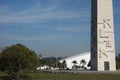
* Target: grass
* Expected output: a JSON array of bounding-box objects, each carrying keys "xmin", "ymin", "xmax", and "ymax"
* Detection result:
[
  {"xmin": 0, "ymin": 71, "xmax": 5, "ymax": 76},
  {"xmin": 0, "ymin": 71, "xmax": 120, "ymax": 80},
  {"xmin": 29, "ymin": 72, "xmax": 120, "ymax": 80}
]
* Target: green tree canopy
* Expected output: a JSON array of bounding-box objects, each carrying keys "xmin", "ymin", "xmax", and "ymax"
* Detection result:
[{"xmin": 0, "ymin": 44, "xmax": 39, "ymax": 80}]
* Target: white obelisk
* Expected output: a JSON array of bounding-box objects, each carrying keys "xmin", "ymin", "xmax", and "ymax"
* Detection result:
[{"xmin": 91, "ymin": 0, "xmax": 116, "ymax": 71}]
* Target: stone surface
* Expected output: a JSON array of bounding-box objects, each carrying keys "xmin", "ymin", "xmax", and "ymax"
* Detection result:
[{"xmin": 91, "ymin": 0, "xmax": 116, "ymax": 71}]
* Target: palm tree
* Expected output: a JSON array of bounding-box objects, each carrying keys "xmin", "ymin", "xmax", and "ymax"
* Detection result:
[
  {"xmin": 80, "ymin": 59, "xmax": 86, "ymax": 68},
  {"xmin": 62, "ymin": 60, "xmax": 67, "ymax": 69},
  {"xmin": 72, "ymin": 60, "xmax": 77, "ymax": 69},
  {"xmin": 72, "ymin": 60, "xmax": 77, "ymax": 66}
]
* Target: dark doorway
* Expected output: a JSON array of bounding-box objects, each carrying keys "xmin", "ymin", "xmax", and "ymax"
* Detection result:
[{"xmin": 104, "ymin": 61, "xmax": 109, "ymax": 71}]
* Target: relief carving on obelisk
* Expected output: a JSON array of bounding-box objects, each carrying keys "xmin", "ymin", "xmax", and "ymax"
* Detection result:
[{"xmin": 98, "ymin": 18, "xmax": 114, "ymax": 58}]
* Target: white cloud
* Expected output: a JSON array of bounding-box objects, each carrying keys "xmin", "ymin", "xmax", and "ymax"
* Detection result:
[
  {"xmin": 56, "ymin": 27, "xmax": 90, "ymax": 33},
  {"xmin": 0, "ymin": 32, "xmax": 68, "ymax": 41},
  {"xmin": 0, "ymin": 0, "xmax": 90, "ymax": 23},
  {"xmin": 0, "ymin": 11, "xmax": 89, "ymax": 23}
]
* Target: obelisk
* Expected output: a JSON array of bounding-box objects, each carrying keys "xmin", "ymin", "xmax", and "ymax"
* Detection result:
[{"xmin": 91, "ymin": 0, "xmax": 116, "ymax": 71}]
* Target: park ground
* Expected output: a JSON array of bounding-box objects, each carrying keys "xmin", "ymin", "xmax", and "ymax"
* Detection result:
[{"xmin": 0, "ymin": 71, "xmax": 120, "ymax": 80}]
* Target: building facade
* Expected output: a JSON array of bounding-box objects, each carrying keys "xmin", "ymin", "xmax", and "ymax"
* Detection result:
[{"xmin": 59, "ymin": 52, "xmax": 90, "ymax": 69}]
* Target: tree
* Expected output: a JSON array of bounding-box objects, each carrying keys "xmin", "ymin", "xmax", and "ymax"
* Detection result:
[
  {"xmin": 80, "ymin": 59, "xmax": 87, "ymax": 68},
  {"xmin": 72, "ymin": 60, "xmax": 77, "ymax": 69},
  {"xmin": 72, "ymin": 60, "xmax": 77, "ymax": 66},
  {"xmin": 0, "ymin": 44, "xmax": 39, "ymax": 80},
  {"xmin": 116, "ymin": 61, "xmax": 120, "ymax": 70},
  {"xmin": 62, "ymin": 60, "xmax": 67, "ymax": 69}
]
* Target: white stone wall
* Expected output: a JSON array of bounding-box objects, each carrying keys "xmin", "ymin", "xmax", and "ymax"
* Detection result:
[{"xmin": 91, "ymin": 0, "xmax": 116, "ymax": 71}]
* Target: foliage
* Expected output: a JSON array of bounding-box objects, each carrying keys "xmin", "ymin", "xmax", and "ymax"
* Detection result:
[
  {"xmin": 72, "ymin": 60, "xmax": 77, "ymax": 69},
  {"xmin": 116, "ymin": 61, "xmax": 120, "ymax": 70},
  {"xmin": 38, "ymin": 57, "xmax": 63, "ymax": 69},
  {"xmin": 80, "ymin": 59, "xmax": 87, "ymax": 68},
  {"xmin": 116, "ymin": 54, "xmax": 120, "ymax": 70},
  {"xmin": 72, "ymin": 60, "xmax": 77, "ymax": 66},
  {"xmin": 0, "ymin": 44, "xmax": 39, "ymax": 80},
  {"xmin": 61, "ymin": 60, "xmax": 67, "ymax": 69}
]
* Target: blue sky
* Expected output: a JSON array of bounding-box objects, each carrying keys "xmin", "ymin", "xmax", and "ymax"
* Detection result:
[{"xmin": 0, "ymin": 0, "xmax": 120, "ymax": 57}]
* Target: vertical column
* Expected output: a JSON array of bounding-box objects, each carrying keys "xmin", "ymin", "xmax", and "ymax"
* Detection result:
[{"xmin": 91, "ymin": 0, "xmax": 116, "ymax": 71}]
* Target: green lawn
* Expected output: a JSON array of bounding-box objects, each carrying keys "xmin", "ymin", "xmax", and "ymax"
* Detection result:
[
  {"xmin": 29, "ymin": 72, "xmax": 120, "ymax": 80},
  {"xmin": 0, "ymin": 71, "xmax": 120, "ymax": 80},
  {"xmin": 0, "ymin": 71, "xmax": 5, "ymax": 76}
]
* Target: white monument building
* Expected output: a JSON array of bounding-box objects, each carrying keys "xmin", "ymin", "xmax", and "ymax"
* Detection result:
[
  {"xmin": 59, "ymin": 52, "xmax": 90, "ymax": 69},
  {"xmin": 91, "ymin": 0, "xmax": 116, "ymax": 71}
]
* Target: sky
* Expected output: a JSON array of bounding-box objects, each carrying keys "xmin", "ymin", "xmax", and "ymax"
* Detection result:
[{"xmin": 0, "ymin": 0, "xmax": 120, "ymax": 57}]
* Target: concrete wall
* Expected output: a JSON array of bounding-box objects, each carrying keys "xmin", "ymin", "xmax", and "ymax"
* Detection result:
[{"xmin": 91, "ymin": 0, "xmax": 116, "ymax": 71}]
